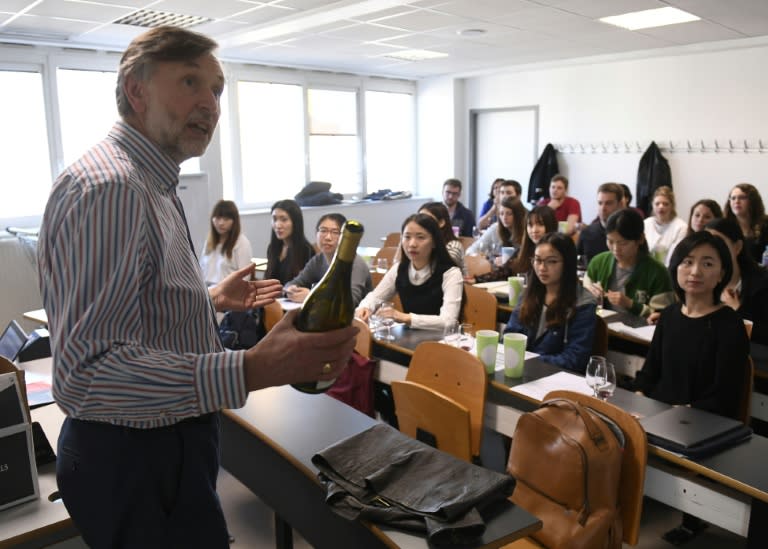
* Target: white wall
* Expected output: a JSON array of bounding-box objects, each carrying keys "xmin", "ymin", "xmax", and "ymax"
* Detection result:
[{"xmin": 419, "ymin": 44, "xmax": 768, "ymax": 223}]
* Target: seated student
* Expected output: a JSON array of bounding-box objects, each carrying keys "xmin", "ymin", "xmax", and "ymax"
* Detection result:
[
  {"xmin": 467, "ymin": 206, "xmax": 557, "ymax": 284},
  {"xmin": 265, "ymin": 199, "xmax": 315, "ymax": 284},
  {"xmin": 466, "ymin": 197, "xmax": 527, "ymax": 262},
  {"xmin": 356, "ymin": 213, "xmax": 462, "ymax": 330},
  {"xmin": 584, "ymin": 208, "xmax": 674, "ymax": 318},
  {"xmin": 477, "ymin": 178, "xmax": 504, "ymax": 230},
  {"xmin": 419, "ymin": 201, "xmax": 466, "ymax": 275},
  {"xmin": 687, "ymin": 198, "xmax": 722, "ymax": 235},
  {"xmin": 643, "ymin": 186, "xmax": 688, "ymax": 266},
  {"xmin": 199, "ymin": 200, "xmax": 252, "ymax": 286},
  {"xmin": 634, "ymin": 231, "xmax": 750, "ymax": 420},
  {"xmin": 504, "ymin": 232, "xmax": 597, "ymax": 373},
  {"xmin": 723, "ymin": 183, "xmax": 768, "ymax": 264},
  {"xmin": 576, "ymin": 182, "xmax": 624, "ymax": 264},
  {"xmin": 705, "ymin": 218, "xmax": 768, "ymax": 344},
  {"xmin": 284, "ymin": 213, "xmax": 372, "ymax": 307},
  {"xmin": 537, "ymin": 174, "xmax": 581, "ymax": 234}
]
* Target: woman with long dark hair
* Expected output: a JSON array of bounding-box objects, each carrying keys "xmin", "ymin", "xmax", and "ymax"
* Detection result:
[
  {"xmin": 635, "ymin": 231, "xmax": 749, "ymax": 419},
  {"xmin": 356, "ymin": 213, "xmax": 462, "ymax": 330},
  {"xmin": 723, "ymin": 183, "xmax": 768, "ymax": 264},
  {"xmin": 585, "ymin": 208, "xmax": 674, "ymax": 318},
  {"xmin": 504, "ymin": 232, "xmax": 597, "ymax": 373},
  {"xmin": 466, "ymin": 197, "xmax": 526, "ymax": 260},
  {"xmin": 199, "ymin": 200, "xmax": 252, "ymax": 285},
  {"xmin": 265, "ymin": 199, "xmax": 315, "ymax": 284},
  {"xmin": 705, "ymin": 217, "xmax": 768, "ymax": 344},
  {"xmin": 687, "ymin": 198, "xmax": 722, "ymax": 235},
  {"xmin": 419, "ymin": 201, "xmax": 465, "ymax": 274}
]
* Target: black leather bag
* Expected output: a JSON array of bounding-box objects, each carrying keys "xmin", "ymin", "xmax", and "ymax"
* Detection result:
[{"xmin": 218, "ymin": 309, "xmax": 264, "ymax": 350}]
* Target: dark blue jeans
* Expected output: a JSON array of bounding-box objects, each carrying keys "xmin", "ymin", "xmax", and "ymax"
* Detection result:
[{"xmin": 57, "ymin": 413, "xmax": 228, "ymax": 549}]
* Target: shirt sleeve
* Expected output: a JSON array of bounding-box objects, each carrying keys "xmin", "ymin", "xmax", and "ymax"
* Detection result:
[
  {"xmin": 409, "ymin": 267, "xmax": 463, "ymax": 330},
  {"xmin": 357, "ymin": 263, "xmax": 398, "ymax": 312}
]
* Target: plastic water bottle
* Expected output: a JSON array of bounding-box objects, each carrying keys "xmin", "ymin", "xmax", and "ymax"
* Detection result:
[{"xmin": 762, "ymin": 245, "xmax": 768, "ymax": 268}]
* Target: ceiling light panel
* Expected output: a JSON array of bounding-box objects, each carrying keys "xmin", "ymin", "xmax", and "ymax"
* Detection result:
[
  {"xmin": 600, "ymin": 7, "xmax": 700, "ymax": 31},
  {"xmin": 113, "ymin": 9, "xmax": 211, "ymax": 28}
]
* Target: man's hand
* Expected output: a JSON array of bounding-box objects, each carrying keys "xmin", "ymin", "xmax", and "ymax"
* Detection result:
[
  {"xmin": 209, "ymin": 264, "xmax": 282, "ymax": 312},
  {"xmin": 243, "ymin": 309, "xmax": 357, "ymax": 391}
]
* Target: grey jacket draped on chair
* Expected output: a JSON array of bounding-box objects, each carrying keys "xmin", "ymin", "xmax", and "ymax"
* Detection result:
[{"xmin": 311, "ymin": 423, "xmax": 515, "ymax": 545}]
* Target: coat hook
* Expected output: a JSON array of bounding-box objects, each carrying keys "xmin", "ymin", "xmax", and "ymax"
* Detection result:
[
  {"xmin": 744, "ymin": 139, "xmax": 749, "ymax": 153},
  {"xmin": 636, "ymin": 140, "xmax": 642, "ymax": 153},
  {"xmin": 760, "ymin": 139, "xmax": 765, "ymax": 153},
  {"xmin": 700, "ymin": 139, "xmax": 706, "ymax": 152},
  {"xmin": 714, "ymin": 139, "xmax": 721, "ymax": 152},
  {"xmin": 668, "ymin": 140, "xmax": 675, "ymax": 152},
  {"xmin": 728, "ymin": 139, "xmax": 735, "ymax": 153},
  {"xmin": 612, "ymin": 142, "xmax": 619, "ymax": 153},
  {"xmin": 686, "ymin": 139, "xmax": 693, "ymax": 153}
]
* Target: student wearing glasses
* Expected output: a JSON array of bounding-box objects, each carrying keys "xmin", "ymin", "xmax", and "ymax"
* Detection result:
[
  {"xmin": 584, "ymin": 208, "xmax": 674, "ymax": 318},
  {"xmin": 284, "ymin": 213, "xmax": 372, "ymax": 307},
  {"xmin": 504, "ymin": 232, "xmax": 597, "ymax": 373}
]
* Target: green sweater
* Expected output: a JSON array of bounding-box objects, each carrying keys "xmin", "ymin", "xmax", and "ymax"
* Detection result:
[{"xmin": 584, "ymin": 251, "xmax": 674, "ymax": 317}]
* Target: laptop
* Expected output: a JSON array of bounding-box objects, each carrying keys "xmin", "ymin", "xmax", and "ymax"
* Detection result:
[
  {"xmin": 639, "ymin": 406, "xmax": 744, "ymax": 449},
  {"xmin": 0, "ymin": 320, "xmax": 27, "ymax": 362}
]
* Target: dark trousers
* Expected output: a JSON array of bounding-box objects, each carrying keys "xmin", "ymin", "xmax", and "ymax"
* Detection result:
[{"xmin": 57, "ymin": 413, "xmax": 228, "ymax": 549}]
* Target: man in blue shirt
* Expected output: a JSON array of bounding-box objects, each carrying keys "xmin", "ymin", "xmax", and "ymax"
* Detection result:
[{"xmin": 442, "ymin": 178, "xmax": 475, "ymax": 237}]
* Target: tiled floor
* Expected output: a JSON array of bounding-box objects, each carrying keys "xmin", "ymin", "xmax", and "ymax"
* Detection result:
[{"xmin": 49, "ymin": 467, "xmax": 746, "ymax": 548}]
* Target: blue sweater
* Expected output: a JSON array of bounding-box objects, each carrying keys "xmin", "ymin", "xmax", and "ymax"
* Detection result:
[{"xmin": 504, "ymin": 286, "xmax": 597, "ymax": 373}]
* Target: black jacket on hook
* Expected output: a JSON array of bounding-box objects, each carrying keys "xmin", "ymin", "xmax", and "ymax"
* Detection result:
[
  {"xmin": 527, "ymin": 143, "xmax": 559, "ymax": 205},
  {"xmin": 636, "ymin": 141, "xmax": 671, "ymax": 216}
]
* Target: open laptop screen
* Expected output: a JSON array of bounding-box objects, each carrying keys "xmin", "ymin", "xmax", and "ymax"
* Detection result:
[{"xmin": 0, "ymin": 320, "xmax": 27, "ymax": 362}]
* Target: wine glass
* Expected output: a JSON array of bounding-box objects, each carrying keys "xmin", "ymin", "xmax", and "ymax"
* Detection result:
[
  {"xmin": 376, "ymin": 257, "xmax": 389, "ymax": 273},
  {"xmin": 585, "ymin": 355, "xmax": 607, "ymax": 397},
  {"xmin": 377, "ymin": 301, "xmax": 396, "ymax": 341},
  {"xmin": 443, "ymin": 320, "xmax": 460, "ymax": 347},
  {"xmin": 596, "ymin": 362, "xmax": 616, "ymax": 401},
  {"xmin": 458, "ymin": 323, "xmax": 474, "ymax": 351}
]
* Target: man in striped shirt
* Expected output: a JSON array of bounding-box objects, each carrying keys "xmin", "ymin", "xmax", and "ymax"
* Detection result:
[{"xmin": 37, "ymin": 26, "xmax": 356, "ymax": 548}]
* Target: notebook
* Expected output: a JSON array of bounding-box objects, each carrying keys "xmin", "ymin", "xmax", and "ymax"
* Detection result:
[
  {"xmin": 639, "ymin": 406, "xmax": 744, "ymax": 449},
  {"xmin": 0, "ymin": 320, "xmax": 27, "ymax": 362}
]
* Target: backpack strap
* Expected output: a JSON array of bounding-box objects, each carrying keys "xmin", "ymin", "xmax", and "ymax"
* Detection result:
[{"xmin": 540, "ymin": 398, "xmax": 609, "ymax": 451}]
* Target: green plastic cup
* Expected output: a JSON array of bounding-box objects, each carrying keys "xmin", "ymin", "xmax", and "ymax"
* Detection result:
[
  {"xmin": 503, "ymin": 333, "xmax": 527, "ymax": 378},
  {"xmin": 475, "ymin": 329, "xmax": 500, "ymax": 374}
]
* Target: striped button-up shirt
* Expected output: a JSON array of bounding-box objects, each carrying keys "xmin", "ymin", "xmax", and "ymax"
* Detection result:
[{"xmin": 38, "ymin": 121, "xmax": 247, "ymax": 428}]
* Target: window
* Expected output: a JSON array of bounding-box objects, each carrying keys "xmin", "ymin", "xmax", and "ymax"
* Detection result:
[
  {"xmin": 365, "ymin": 90, "xmax": 414, "ymax": 192},
  {"xmin": 308, "ymin": 88, "xmax": 359, "ymax": 195},
  {"xmin": 0, "ymin": 69, "xmax": 52, "ymax": 223},
  {"xmin": 236, "ymin": 81, "xmax": 305, "ymax": 206}
]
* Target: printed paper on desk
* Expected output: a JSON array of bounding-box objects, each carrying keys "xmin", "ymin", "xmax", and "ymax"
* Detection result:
[
  {"xmin": 597, "ymin": 309, "xmax": 617, "ymax": 318},
  {"xmin": 607, "ymin": 322, "xmax": 656, "ymax": 342},
  {"xmin": 509, "ymin": 371, "xmax": 594, "ymax": 402},
  {"xmin": 494, "ymin": 346, "xmax": 538, "ymax": 372},
  {"xmin": 473, "ymin": 281, "xmax": 509, "ymax": 297}
]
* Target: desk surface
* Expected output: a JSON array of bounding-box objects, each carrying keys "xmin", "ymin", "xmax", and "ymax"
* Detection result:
[{"xmin": 222, "ymin": 387, "xmax": 541, "ymax": 549}]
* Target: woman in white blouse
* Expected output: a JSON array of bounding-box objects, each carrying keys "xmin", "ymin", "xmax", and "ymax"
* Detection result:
[
  {"xmin": 643, "ymin": 186, "xmax": 687, "ymax": 266},
  {"xmin": 199, "ymin": 200, "xmax": 252, "ymax": 285},
  {"xmin": 356, "ymin": 213, "xmax": 463, "ymax": 330}
]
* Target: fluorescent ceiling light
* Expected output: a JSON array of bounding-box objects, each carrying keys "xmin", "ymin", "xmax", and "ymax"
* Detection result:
[
  {"xmin": 221, "ymin": 0, "xmax": 410, "ymax": 46},
  {"xmin": 382, "ymin": 49, "xmax": 448, "ymax": 61},
  {"xmin": 600, "ymin": 7, "xmax": 700, "ymax": 31}
]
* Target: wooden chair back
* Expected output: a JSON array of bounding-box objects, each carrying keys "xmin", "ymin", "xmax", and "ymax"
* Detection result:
[
  {"xmin": 461, "ymin": 283, "xmax": 497, "ymax": 333},
  {"xmin": 382, "ymin": 232, "xmax": 400, "ymax": 247},
  {"xmin": 407, "ymin": 341, "xmax": 487, "ymax": 457},
  {"xmin": 391, "ymin": 380, "xmax": 472, "ymax": 462},
  {"xmin": 458, "ymin": 236, "xmax": 475, "ymax": 250},
  {"xmin": 352, "ymin": 317, "xmax": 371, "ymax": 359},
  {"xmin": 370, "ymin": 271, "xmax": 385, "ymax": 288},
  {"xmin": 738, "ymin": 357, "xmax": 754, "ymax": 425},
  {"xmin": 465, "ymin": 255, "xmax": 492, "ymax": 278},
  {"xmin": 263, "ymin": 300, "xmax": 283, "ymax": 332},
  {"xmin": 542, "ymin": 390, "xmax": 648, "ymax": 546},
  {"xmin": 591, "ymin": 315, "xmax": 608, "ymax": 357},
  {"xmin": 374, "ymin": 246, "xmax": 399, "ymax": 270}
]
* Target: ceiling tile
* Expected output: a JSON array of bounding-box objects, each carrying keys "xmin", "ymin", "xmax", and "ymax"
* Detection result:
[
  {"xmin": 28, "ymin": 0, "xmax": 133, "ymax": 23},
  {"xmin": 638, "ymin": 20, "xmax": 746, "ymax": 44},
  {"xmin": 369, "ymin": 8, "xmax": 464, "ymax": 32},
  {"xmin": 320, "ymin": 22, "xmax": 408, "ymax": 41},
  {"xmin": 533, "ymin": 0, "xmax": 665, "ymax": 19},
  {"xmin": 428, "ymin": 0, "xmax": 535, "ymax": 20}
]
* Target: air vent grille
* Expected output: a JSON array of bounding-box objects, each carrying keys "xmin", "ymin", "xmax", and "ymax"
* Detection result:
[{"xmin": 113, "ymin": 9, "xmax": 211, "ymax": 29}]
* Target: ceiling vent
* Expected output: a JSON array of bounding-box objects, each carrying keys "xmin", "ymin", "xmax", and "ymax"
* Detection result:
[{"xmin": 113, "ymin": 9, "xmax": 211, "ymax": 29}]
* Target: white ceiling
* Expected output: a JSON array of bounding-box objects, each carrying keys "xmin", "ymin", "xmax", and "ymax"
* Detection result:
[{"xmin": 2, "ymin": 0, "xmax": 768, "ymax": 78}]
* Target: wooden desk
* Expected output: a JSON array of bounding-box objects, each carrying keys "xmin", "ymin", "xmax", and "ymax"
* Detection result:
[
  {"xmin": 0, "ymin": 405, "xmax": 78, "ymax": 549},
  {"xmin": 372, "ymin": 330, "xmax": 768, "ymax": 545},
  {"xmin": 221, "ymin": 387, "xmax": 541, "ymax": 549}
]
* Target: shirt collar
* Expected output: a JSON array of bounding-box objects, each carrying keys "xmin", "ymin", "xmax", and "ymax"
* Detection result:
[{"xmin": 108, "ymin": 121, "xmax": 181, "ymax": 192}]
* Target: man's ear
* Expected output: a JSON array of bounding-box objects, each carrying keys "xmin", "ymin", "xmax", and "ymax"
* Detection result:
[{"xmin": 124, "ymin": 74, "xmax": 147, "ymax": 115}]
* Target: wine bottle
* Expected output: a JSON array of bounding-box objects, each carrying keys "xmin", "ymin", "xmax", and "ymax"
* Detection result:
[{"xmin": 292, "ymin": 220, "xmax": 364, "ymax": 394}]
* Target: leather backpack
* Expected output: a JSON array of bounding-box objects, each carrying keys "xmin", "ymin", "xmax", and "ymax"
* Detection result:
[{"xmin": 507, "ymin": 398, "xmax": 623, "ymax": 549}]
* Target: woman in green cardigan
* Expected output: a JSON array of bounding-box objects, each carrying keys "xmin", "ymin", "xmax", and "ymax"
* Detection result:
[{"xmin": 583, "ymin": 208, "xmax": 674, "ymax": 318}]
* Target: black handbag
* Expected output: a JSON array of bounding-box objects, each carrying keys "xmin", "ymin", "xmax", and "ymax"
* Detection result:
[{"xmin": 218, "ymin": 309, "xmax": 264, "ymax": 350}]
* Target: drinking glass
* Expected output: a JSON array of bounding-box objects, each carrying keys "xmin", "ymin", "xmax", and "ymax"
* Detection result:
[
  {"xmin": 377, "ymin": 301, "xmax": 396, "ymax": 341},
  {"xmin": 443, "ymin": 320, "xmax": 460, "ymax": 347},
  {"xmin": 585, "ymin": 355, "xmax": 607, "ymax": 397},
  {"xmin": 596, "ymin": 362, "xmax": 616, "ymax": 401},
  {"xmin": 458, "ymin": 323, "xmax": 474, "ymax": 351},
  {"xmin": 376, "ymin": 257, "xmax": 389, "ymax": 273}
]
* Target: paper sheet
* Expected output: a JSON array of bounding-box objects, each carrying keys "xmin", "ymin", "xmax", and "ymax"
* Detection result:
[
  {"xmin": 508, "ymin": 371, "xmax": 594, "ymax": 401},
  {"xmin": 607, "ymin": 322, "xmax": 656, "ymax": 342}
]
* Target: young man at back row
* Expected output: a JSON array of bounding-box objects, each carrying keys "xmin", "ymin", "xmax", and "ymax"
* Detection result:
[
  {"xmin": 37, "ymin": 26, "xmax": 356, "ymax": 548},
  {"xmin": 442, "ymin": 178, "xmax": 476, "ymax": 237},
  {"xmin": 577, "ymin": 182, "xmax": 624, "ymax": 263}
]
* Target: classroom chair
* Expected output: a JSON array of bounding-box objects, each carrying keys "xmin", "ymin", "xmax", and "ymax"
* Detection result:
[
  {"xmin": 461, "ymin": 282, "xmax": 497, "ymax": 333},
  {"xmin": 465, "ymin": 255, "xmax": 492, "ymax": 278}
]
